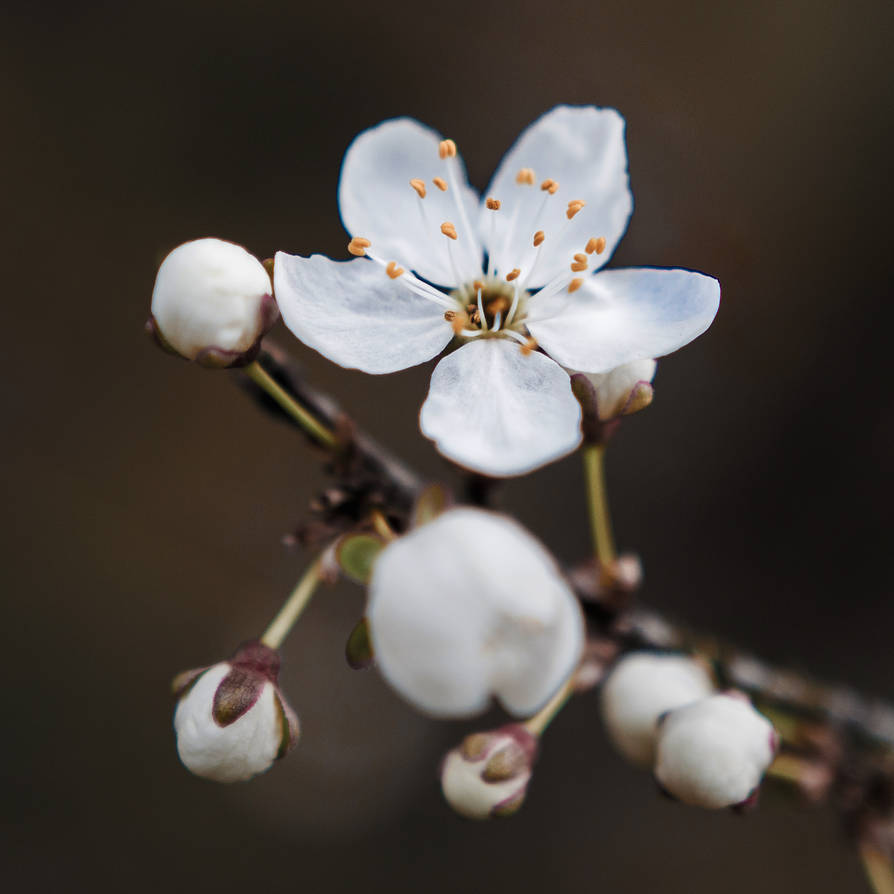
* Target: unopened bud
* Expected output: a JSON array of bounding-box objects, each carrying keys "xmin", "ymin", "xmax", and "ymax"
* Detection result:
[
  {"xmin": 654, "ymin": 693, "xmax": 778, "ymax": 809},
  {"xmin": 575, "ymin": 358, "xmax": 657, "ymax": 422},
  {"xmin": 440, "ymin": 725, "xmax": 538, "ymax": 819},
  {"xmin": 173, "ymin": 640, "xmax": 298, "ymax": 783},
  {"xmin": 600, "ymin": 651, "xmax": 715, "ymax": 766},
  {"xmin": 148, "ymin": 238, "xmax": 277, "ymax": 368}
]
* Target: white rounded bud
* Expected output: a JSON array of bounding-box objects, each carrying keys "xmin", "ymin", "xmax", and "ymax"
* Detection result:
[
  {"xmin": 580, "ymin": 358, "xmax": 657, "ymax": 421},
  {"xmin": 173, "ymin": 642, "xmax": 298, "ymax": 783},
  {"xmin": 149, "ymin": 238, "xmax": 276, "ymax": 366},
  {"xmin": 654, "ymin": 693, "xmax": 778, "ymax": 809},
  {"xmin": 600, "ymin": 651, "xmax": 715, "ymax": 766},
  {"xmin": 440, "ymin": 725, "xmax": 538, "ymax": 819}
]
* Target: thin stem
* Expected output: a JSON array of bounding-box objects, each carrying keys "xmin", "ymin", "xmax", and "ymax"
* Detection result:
[
  {"xmin": 243, "ymin": 360, "xmax": 337, "ymax": 448},
  {"xmin": 523, "ymin": 672, "xmax": 576, "ymax": 737},
  {"xmin": 860, "ymin": 844, "xmax": 894, "ymax": 894},
  {"xmin": 583, "ymin": 444, "xmax": 617, "ymax": 570},
  {"xmin": 370, "ymin": 509, "xmax": 397, "ymax": 541},
  {"xmin": 260, "ymin": 559, "xmax": 324, "ymax": 650}
]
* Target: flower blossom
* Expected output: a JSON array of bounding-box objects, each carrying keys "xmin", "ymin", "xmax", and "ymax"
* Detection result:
[
  {"xmin": 366, "ymin": 507, "xmax": 584, "ymax": 718},
  {"xmin": 274, "ymin": 106, "xmax": 720, "ymax": 476}
]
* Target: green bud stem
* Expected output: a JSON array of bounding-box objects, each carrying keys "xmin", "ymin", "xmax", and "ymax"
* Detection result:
[
  {"xmin": 260, "ymin": 558, "xmax": 324, "ymax": 650},
  {"xmin": 243, "ymin": 360, "xmax": 337, "ymax": 449},
  {"xmin": 523, "ymin": 672, "xmax": 577, "ymax": 738},
  {"xmin": 582, "ymin": 444, "xmax": 617, "ymax": 573}
]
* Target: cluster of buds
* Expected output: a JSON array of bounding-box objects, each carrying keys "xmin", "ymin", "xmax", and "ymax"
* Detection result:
[
  {"xmin": 173, "ymin": 641, "xmax": 298, "ymax": 783},
  {"xmin": 147, "ymin": 238, "xmax": 278, "ymax": 368},
  {"xmin": 600, "ymin": 651, "xmax": 778, "ymax": 809}
]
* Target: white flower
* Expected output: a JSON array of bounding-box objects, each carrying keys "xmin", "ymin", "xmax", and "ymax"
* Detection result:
[
  {"xmin": 173, "ymin": 642, "xmax": 298, "ymax": 783},
  {"xmin": 600, "ymin": 651, "xmax": 716, "ymax": 766},
  {"xmin": 440, "ymin": 725, "xmax": 538, "ymax": 820},
  {"xmin": 575, "ymin": 358, "xmax": 658, "ymax": 422},
  {"xmin": 150, "ymin": 238, "xmax": 276, "ymax": 366},
  {"xmin": 367, "ymin": 507, "xmax": 584, "ymax": 718},
  {"xmin": 274, "ymin": 106, "xmax": 720, "ymax": 476},
  {"xmin": 654, "ymin": 693, "xmax": 778, "ymax": 809}
]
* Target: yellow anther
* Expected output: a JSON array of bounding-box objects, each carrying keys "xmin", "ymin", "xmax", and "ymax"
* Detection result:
[
  {"xmin": 573, "ymin": 253, "xmax": 588, "ymax": 264},
  {"xmin": 472, "ymin": 280, "xmax": 485, "ymax": 293},
  {"xmin": 440, "ymin": 221, "xmax": 458, "ymax": 240},
  {"xmin": 485, "ymin": 197, "xmax": 501, "ymax": 210},
  {"xmin": 438, "ymin": 139, "xmax": 457, "ymax": 159},
  {"xmin": 586, "ymin": 236, "xmax": 607, "ymax": 255},
  {"xmin": 505, "ymin": 268, "xmax": 521, "ymax": 282},
  {"xmin": 347, "ymin": 237, "xmax": 371, "ymax": 257},
  {"xmin": 409, "ymin": 178, "xmax": 427, "ymax": 198},
  {"xmin": 386, "ymin": 261, "xmax": 405, "ymax": 279},
  {"xmin": 515, "ymin": 168, "xmax": 536, "ymax": 185},
  {"xmin": 540, "ymin": 178, "xmax": 559, "ymax": 194},
  {"xmin": 433, "ymin": 176, "xmax": 448, "ymax": 191},
  {"xmin": 520, "ymin": 336, "xmax": 538, "ymax": 356},
  {"xmin": 566, "ymin": 199, "xmax": 586, "ymax": 219},
  {"xmin": 570, "ymin": 260, "xmax": 588, "ymax": 272},
  {"xmin": 444, "ymin": 309, "xmax": 469, "ymax": 335},
  {"xmin": 533, "ymin": 230, "xmax": 545, "ymax": 247},
  {"xmin": 568, "ymin": 277, "xmax": 584, "ymax": 293}
]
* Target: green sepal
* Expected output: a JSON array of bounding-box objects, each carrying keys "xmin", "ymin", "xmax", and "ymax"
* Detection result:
[{"xmin": 336, "ymin": 533, "xmax": 384, "ymax": 584}]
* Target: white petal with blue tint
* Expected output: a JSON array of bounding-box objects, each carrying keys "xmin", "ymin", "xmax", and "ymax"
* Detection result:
[
  {"xmin": 274, "ymin": 253, "xmax": 454, "ymax": 374},
  {"xmin": 420, "ymin": 339, "xmax": 582, "ymax": 477},
  {"xmin": 480, "ymin": 106, "xmax": 633, "ymax": 288},
  {"xmin": 527, "ymin": 268, "xmax": 720, "ymax": 373},
  {"xmin": 338, "ymin": 118, "xmax": 482, "ymax": 286}
]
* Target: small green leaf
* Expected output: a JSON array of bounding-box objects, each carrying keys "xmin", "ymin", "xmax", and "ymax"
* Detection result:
[
  {"xmin": 336, "ymin": 534, "xmax": 384, "ymax": 583},
  {"xmin": 345, "ymin": 617, "xmax": 374, "ymax": 670}
]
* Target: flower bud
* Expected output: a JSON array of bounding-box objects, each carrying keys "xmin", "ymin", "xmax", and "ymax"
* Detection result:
[
  {"xmin": 654, "ymin": 693, "xmax": 778, "ymax": 809},
  {"xmin": 173, "ymin": 640, "xmax": 298, "ymax": 783},
  {"xmin": 440, "ymin": 725, "xmax": 538, "ymax": 819},
  {"xmin": 148, "ymin": 238, "xmax": 277, "ymax": 367},
  {"xmin": 600, "ymin": 651, "xmax": 715, "ymax": 766},
  {"xmin": 576, "ymin": 358, "xmax": 657, "ymax": 421}
]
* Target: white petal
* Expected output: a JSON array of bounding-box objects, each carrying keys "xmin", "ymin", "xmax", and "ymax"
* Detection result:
[
  {"xmin": 480, "ymin": 106, "xmax": 632, "ymax": 288},
  {"xmin": 274, "ymin": 253, "xmax": 454, "ymax": 374},
  {"xmin": 527, "ymin": 268, "xmax": 720, "ymax": 373},
  {"xmin": 367, "ymin": 508, "xmax": 584, "ymax": 718},
  {"xmin": 174, "ymin": 664, "xmax": 280, "ymax": 783},
  {"xmin": 419, "ymin": 339, "xmax": 582, "ymax": 477},
  {"xmin": 338, "ymin": 118, "xmax": 482, "ymax": 286}
]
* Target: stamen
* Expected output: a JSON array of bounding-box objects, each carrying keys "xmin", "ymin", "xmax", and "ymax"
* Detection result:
[
  {"xmin": 477, "ymin": 286, "xmax": 487, "ymax": 332},
  {"xmin": 505, "ymin": 283, "xmax": 521, "ymax": 326},
  {"xmin": 573, "ymin": 253, "xmax": 588, "ymax": 264},
  {"xmin": 521, "ymin": 336, "xmax": 538, "ymax": 356},
  {"xmin": 472, "ymin": 280, "xmax": 485, "ymax": 293},
  {"xmin": 440, "ymin": 221, "xmax": 458, "ymax": 240},
  {"xmin": 540, "ymin": 178, "xmax": 559, "ymax": 195},
  {"xmin": 568, "ymin": 278, "xmax": 584, "ymax": 293},
  {"xmin": 533, "ymin": 230, "xmax": 545, "ymax": 247},
  {"xmin": 438, "ymin": 139, "xmax": 457, "ymax": 159},
  {"xmin": 433, "ymin": 176, "xmax": 448, "ymax": 192},
  {"xmin": 515, "ymin": 168, "xmax": 536, "ymax": 185},
  {"xmin": 485, "ymin": 197, "xmax": 501, "ymax": 210},
  {"xmin": 570, "ymin": 259, "xmax": 588, "ymax": 272},
  {"xmin": 386, "ymin": 261, "xmax": 405, "ymax": 279},
  {"xmin": 585, "ymin": 236, "xmax": 607, "ymax": 255},
  {"xmin": 505, "ymin": 268, "xmax": 521, "ymax": 282},
  {"xmin": 347, "ymin": 237, "xmax": 371, "ymax": 257},
  {"xmin": 492, "ymin": 311, "xmax": 502, "ymax": 332},
  {"xmin": 409, "ymin": 179, "xmax": 427, "ymax": 199},
  {"xmin": 566, "ymin": 199, "xmax": 586, "ymax": 219},
  {"xmin": 444, "ymin": 309, "xmax": 469, "ymax": 335}
]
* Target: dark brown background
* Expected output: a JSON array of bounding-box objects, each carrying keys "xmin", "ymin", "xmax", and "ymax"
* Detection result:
[{"xmin": 3, "ymin": 0, "xmax": 893, "ymax": 891}]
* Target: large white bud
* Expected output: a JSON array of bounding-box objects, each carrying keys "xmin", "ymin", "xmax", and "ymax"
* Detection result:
[
  {"xmin": 600, "ymin": 651, "xmax": 715, "ymax": 766},
  {"xmin": 440, "ymin": 725, "xmax": 539, "ymax": 820},
  {"xmin": 574, "ymin": 358, "xmax": 657, "ymax": 421},
  {"xmin": 367, "ymin": 507, "xmax": 584, "ymax": 718},
  {"xmin": 148, "ymin": 238, "xmax": 277, "ymax": 367},
  {"xmin": 173, "ymin": 641, "xmax": 298, "ymax": 783},
  {"xmin": 654, "ymin": 693, "xmax": 778, "ymax": 809}
]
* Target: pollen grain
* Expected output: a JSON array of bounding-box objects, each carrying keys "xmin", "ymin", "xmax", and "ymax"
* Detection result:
[
  {"xmin": 409, "ymin": 178, "xmax": 427, "ymax": 198},
  {"xmin": 440, "ymin": 221, "xmax": 458, "ymax": 240},
  {"xmin": 347, "ymin": 237, "xmax": 371, "ymax": 257}
]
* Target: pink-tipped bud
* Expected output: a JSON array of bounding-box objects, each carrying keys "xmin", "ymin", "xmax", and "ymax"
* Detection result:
[
  {"xmin": 148, "ymin": 238, "xmax": 278, "ymax": 368},
  {"xmin": 654, "ymin": 693, "xmax": 778, "ymax": 809},
  {"xmin": 573, "ymin": 358, "xmax": 657, "ymax": 422},
  {"xmin": 172, "ymin": 641, "xmax": 298, "ymax": 783},
  {"xmin": 440, "ymin": 725, "xmax": 538, "ymax": 819}
]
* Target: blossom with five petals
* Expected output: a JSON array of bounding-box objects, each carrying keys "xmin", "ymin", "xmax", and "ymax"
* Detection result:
[{"xmin": 275, "ymin": 106, "xmax": 720, "ymax": 476}]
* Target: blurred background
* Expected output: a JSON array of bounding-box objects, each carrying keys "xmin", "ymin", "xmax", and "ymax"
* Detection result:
[{"xmin": 3, "ymin": 0, "xmax": 893, "ymax": 890}]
